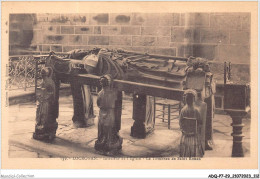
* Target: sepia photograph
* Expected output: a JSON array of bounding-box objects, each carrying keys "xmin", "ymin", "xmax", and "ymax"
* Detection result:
[{"xmin": 1, "ymin": 1, "xmax": 258, "ymax": 172}]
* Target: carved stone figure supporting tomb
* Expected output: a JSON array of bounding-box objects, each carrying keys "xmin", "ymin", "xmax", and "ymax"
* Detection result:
[
  {"xmin": 184, "ymin": 58, "xmax": 215, "ymax": 150},
  {"xmin": 33, "ymin": 67, "xmax": 60, "ymax": 142},
  {"xmin": 179, "ymin": 89, "xmax": 204, "ymax": 157},
  {"xmin": 94, "ymin": 75, "xmax": 123, "ymax": 155}
]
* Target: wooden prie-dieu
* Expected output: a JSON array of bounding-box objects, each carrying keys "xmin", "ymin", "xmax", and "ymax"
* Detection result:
[{"xmin": 32, "ymin": 48, "xmax": 216, "ymax": 152}]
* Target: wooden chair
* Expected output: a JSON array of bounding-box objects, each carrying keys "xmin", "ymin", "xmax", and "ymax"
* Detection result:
[{"xmin": 153, "ymin": 97, "xmax": 181, "ymax": 129}]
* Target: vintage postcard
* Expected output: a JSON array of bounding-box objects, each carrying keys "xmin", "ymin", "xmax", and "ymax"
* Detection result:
[{"xmin": 1, "ymin": 1, "xmax": 258, "ymax": 170}]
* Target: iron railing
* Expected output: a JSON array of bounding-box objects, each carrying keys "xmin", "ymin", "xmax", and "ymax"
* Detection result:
[{"xmin": 8, "ymin": 53, "xmax": 68, "ymax": 91}]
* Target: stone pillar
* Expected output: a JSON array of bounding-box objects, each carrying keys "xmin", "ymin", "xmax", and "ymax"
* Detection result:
[
  {"xmin": 195, "ymin": 95, "xmax": 207, "ymax": 152},
  {"xmin": 226, "ymin": 110, "xmax": 247, "ymax": 157},
  {"xmin": 131, "ymin": 94, "xmax": 154, "ymax": 138},
  {"xmin": 71, "ymin": 81, "xmax": 94, "ymax": 128},
  {"xmin": 70, "ymin": 55, "xmax": 97, "ymax": 128},
  {"xmin": 204, "ymin": 95, "xmax": 214, "ymax": 149},
  {"xmin": 82, "ymin": 85, "xmax": 95, "ymax": 126},
  {"xmin": 114, "ymin": 92, "xmax": 123, "ymax": 133}
]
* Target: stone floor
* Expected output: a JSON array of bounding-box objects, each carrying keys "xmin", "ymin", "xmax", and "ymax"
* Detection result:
[{"xmin": 8, "ymin": 94, "xmax": 251, "ymax": 158}]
